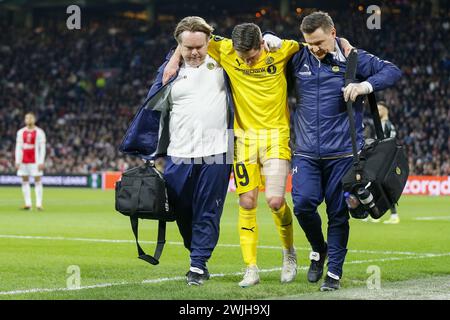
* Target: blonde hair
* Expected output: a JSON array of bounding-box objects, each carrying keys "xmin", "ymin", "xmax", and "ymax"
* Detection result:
[{"xmin": 174, "ymin": 16, "xmax": 214, "ymax": 43}]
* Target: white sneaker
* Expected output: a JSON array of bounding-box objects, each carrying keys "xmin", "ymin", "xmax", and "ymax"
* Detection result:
[
  {"xmin": 383, "ymin": 215, "xmax": 400, "ymax": 224},
  {"xmin": 239, "ymin": 265, "xmax": 260, "ymax": 288},
  {"xmin": 281, "ymin": 247, "xmax": 297, "ymax": 283}
]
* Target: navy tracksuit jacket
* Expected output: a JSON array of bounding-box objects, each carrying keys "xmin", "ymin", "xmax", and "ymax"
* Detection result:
[{"xmin": 289, "ymin": 39, "xmax": 402, "ymax": 277}]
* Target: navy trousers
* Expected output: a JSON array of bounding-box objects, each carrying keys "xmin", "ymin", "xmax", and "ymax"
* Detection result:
[
  {"xmin": 291, "ymin": 155, "xmax": 353, "ymax": 278},
  {"xmin": 163, "ymin": 153, "xmax": 231, "ymax": 271}
]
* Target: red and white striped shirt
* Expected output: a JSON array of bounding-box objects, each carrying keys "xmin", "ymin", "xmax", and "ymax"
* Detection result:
[{"xmin": 15, "ymin": 126, "xmax": 46, "ymax": 165}]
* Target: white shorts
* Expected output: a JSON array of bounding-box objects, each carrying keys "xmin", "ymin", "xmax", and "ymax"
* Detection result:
[{"xmin": 17, "ymin": 164, "xmax": 43, "ymax": 177}]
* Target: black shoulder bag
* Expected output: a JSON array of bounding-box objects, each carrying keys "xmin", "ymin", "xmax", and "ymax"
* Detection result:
[
  {"xmin": 341, "ymin": 49, "xmax": 409, "ymax": 219},
  {"xmin": 115, "ymin": 162, "xmax": 176, "ymax": 265}
]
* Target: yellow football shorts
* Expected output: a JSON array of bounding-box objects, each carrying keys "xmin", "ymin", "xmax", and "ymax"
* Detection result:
[{"xmin": 233, "ymin": 135, "xmax": 291, "ymax": 195}]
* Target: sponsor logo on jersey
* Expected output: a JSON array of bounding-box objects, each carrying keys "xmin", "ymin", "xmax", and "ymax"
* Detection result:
[
  {"xmin": 233, "ymin": 66, "xmax": 266, "ymax": 77},
  {"xmin": 233, "ymin": 65, "xmax": 278, "ymax": 77},
  {"xmin": 23, "ymin": 143, "xmax": 35, "ymax": 150}
]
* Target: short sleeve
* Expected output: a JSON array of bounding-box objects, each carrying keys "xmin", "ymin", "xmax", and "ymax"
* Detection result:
[
  {"xmin": 207, "ymin": 35, "xmax": 231, "ymax": 63},
  {"xmin": 280, "ymin": 40, "xmax": 301, "ymax": 60}
]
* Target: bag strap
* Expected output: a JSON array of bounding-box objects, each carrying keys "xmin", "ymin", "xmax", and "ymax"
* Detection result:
[
  {"xmin": 129, "ymin": 179, "xmax": 166, "ymax": 265},
  {"xmin": 367, "ymin": 93, "xmax": 385, "ymax": 140},
  {"xmin": 130, "ymin": 217, "xmax": 166, "ymax": 265},
  {"xmin": 344, "ymin": 49, "xmax": 363, "ymax": 176}
]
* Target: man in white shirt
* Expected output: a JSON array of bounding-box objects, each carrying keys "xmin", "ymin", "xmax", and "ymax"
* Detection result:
[
  {"xmin": 156, "ymin": 17, "xmax": 232, "ymax": 286},
  {"xmin": 15, "ymin": 112, "xmax": 46, "ymax": 210}
]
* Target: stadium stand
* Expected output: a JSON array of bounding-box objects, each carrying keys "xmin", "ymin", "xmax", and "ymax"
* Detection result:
[{"xmin": 0, "ymin": 0, "xmax": 448, "ymax": 175}]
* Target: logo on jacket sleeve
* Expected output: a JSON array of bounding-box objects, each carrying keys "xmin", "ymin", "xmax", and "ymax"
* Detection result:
[{"xmin": 299, "ymin": 64, "xmax": 311, "ymax": 76}]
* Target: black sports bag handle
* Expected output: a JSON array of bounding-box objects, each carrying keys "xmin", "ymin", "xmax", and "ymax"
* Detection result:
[
  {"xmin": 130, "ymin": 216, "xmax": 166, "ymax": 265},
  {"xmin": 344, "ymin": 49, "xmax": 362, "ymax": 176},
  {"xmin": 345, "ymin": 49, "xmax": 386, "ymax": 178},
  {"xmin": 367, "ymin": 93, "xmax": 385, "ymax": 140},
  {"xmin": 128, "ymin": 164, "xmax": 167, "ymax": 266}
]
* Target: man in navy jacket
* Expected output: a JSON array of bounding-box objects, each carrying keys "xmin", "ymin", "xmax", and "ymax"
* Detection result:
[{"xmin": 289, "ymin": 12, "xmax": 402, "ymax": 291}]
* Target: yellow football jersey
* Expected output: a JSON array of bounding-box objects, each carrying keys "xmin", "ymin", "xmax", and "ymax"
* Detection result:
[{"xmin": 208, "ymin": 36, "xmax": 300, "ymax": 140}]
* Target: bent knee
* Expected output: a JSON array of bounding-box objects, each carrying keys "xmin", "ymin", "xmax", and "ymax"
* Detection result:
[
  {"xmin": 293, "ymin": 196, "xmax": 318, "ymax": 215},
  {"xmin": 239, "ymin": 194, "xmax": 257, "ymax": 210},
  {"xmin": 267, "ymin": 197, "xmax": 285, "ymax": 211}
]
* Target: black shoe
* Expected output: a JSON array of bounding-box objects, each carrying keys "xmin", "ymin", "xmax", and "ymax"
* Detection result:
[
  {"xmin": 20, "ymin": 206, "xmax": 31, "ymax": 211},
  {"xmin": 307, "ymin": 243, "xmax": 328, "ymax": 283},
  {"xmin": 320, "ymin": 275, "xmax": 340, "ymax": 291},
  {"xmin": 186, "ymin": 270, "xmax": 210, "ymax": 286}
]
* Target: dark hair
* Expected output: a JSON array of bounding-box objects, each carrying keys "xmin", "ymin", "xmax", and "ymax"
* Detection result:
[
  {"xmin": 231, "ymin": 23, "xmax": 262, "ymax": 52},
  {"xmin": 300, "ymin": 11, "xmax": 335, "ymax": 34}
]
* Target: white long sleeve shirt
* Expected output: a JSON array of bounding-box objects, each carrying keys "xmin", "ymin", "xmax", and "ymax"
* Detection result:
[{"xmin": 15, "ymin": 126, "xmax": 46, "ymax": 165}]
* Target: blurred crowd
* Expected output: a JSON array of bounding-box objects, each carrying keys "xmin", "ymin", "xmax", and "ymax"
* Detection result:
[{"xmin": 0, "ymin": 1, "xmax": 448, "ymax": 175}]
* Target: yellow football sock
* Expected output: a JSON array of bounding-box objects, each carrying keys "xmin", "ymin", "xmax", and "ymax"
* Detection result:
[
  {"xmin": 238, "ymin": 206, "xmax": 258, "ymax": 266},
  {"xmin": 271, "ymin": 203, "xmax": 294, "ymax": 250}
]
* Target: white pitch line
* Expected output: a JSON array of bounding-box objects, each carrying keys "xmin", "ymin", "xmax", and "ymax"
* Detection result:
[
  {"xmin": 1, "ymin": 253, "xmax": 450, "ymax": 296},
  {"xmin": 0, "ymin": 234, "xmax": 428, "ymax": 256},
  {"xmin": 413, "ymin": 217, "xmax": 450, "ymax": 221}
]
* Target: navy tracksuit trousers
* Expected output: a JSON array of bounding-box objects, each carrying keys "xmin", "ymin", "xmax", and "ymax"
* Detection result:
[
  {"xmin": 163, "ymin": 153, "xmax": 231, "ymax": 271},
  {"xmin": 291, "ymin": 155, "xmax": 353, "ymax": 278}
]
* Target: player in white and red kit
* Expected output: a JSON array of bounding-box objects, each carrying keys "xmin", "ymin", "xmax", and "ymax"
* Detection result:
[{"xmin": 15, "ymin": 112, "xmax": 46, "ymax": 210}]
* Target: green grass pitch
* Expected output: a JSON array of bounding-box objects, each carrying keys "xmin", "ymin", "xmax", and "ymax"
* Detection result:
[{"xmin": 0, "ymin": 187, "xmax": 449, "ymax": 300}]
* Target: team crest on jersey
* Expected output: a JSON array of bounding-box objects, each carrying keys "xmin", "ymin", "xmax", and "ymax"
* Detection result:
[
  {"xmin": 332, "ymin": 66, "xmax": 340, "ymax": 72},
  {"xmin": 265, "ymin": 56, "xmax": 274, "ymax": 65},
  {"xmin": 207, "ymin": 62, "xmax": 215, "ymax": 70}
]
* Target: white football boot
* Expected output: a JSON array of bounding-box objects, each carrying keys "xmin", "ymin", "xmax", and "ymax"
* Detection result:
[
  {"xmin": 281, "ymin": 247, "xmax": 297, "ymax": 283},
  {"xmin": 239, "ymin": 265, "xmax": 260, "ymax": 288}
]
